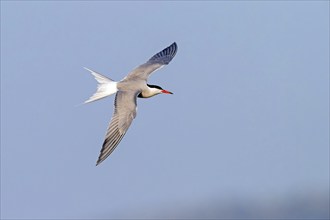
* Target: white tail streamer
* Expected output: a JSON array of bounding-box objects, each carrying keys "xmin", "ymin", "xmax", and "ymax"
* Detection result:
[{"xmin": 84, "ymin": 67, "xmax": 118, "ymax": 103}]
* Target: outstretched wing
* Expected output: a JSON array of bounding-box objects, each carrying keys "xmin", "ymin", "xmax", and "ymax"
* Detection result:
[
  {"xmin": 124, "ymin": 42, "xmax": 178, "ymax": 81},
  {"xmin": 96, "ymin": 91, "xmax": 138, "ymax": 165}
]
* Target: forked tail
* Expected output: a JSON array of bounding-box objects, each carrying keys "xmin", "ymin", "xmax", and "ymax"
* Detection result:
[{"xmin": 84, "ymin": 67, "xmax": 118, "ymax": 103}]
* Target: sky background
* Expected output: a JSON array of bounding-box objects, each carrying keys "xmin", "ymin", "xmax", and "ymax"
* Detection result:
[{"xmin": 1, "ymin": 1, "xmax": 329, "ymax": 219}]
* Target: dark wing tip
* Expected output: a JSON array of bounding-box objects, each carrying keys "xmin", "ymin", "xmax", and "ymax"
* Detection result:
[
  {"xmin": 147, "ymin": 42, "xmax": 178, "ymax": 65},
  {"xmin": 95, "ymin": 140, "xmax": 116, "ymax": 166},
  {"xmin": 95, "ymin": 130, "xmax": 126, "ymax": 166}
]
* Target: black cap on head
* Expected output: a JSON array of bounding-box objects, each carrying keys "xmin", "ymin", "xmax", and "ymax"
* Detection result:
[{"xmin": 147, "ymin": 84, "xmax": 163, "ymax": 90}]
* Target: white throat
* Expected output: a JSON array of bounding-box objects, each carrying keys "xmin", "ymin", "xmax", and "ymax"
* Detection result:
[{"xmin": 140, "ymin": 86, "xmax": 162, "ymax": 98}]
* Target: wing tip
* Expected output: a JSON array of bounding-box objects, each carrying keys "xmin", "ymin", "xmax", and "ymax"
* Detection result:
[
  {"xmin": 171, "ymin": 42, "xmax": 177, "ymax": 50},
  {"xmin": 148, "ymin": 42, "xmax": 178, "ymax": 65},
  {"xmin": 95, "ymin": 155, "xmax": 105, "ymax": 166},
  {"xmin": 168, "ymin": 42, "xmax": 178, "ymax": 56}
]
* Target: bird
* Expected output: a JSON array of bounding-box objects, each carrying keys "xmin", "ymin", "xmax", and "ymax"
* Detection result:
[{"xmin": 84, "ymin": 42, "xmax": 178, "ymax": 165}]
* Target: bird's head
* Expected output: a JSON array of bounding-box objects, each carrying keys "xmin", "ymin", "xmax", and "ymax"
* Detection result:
[{"xmin": 138, "ymin": 84, "xmax": 173, "ymax": 98}]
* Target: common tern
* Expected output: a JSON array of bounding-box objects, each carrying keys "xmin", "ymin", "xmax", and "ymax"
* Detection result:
[{"xmin": 85, "ymin": 42, "xmax": 178, "ymax": 165}]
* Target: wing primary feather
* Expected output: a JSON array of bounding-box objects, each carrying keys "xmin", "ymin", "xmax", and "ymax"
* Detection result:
[
  {"xmin": 96, "ymin": 132, "xmax": 125, "ymax": 165},
  {"xmin": 147, "ymin": 42, "xmax": 177, "ymax": 65},
  {"xmin": 95, "ymin": 91, "xmax": 138, "ymax": 166},
  {"xmin": 97, "ymin": 122, "xmax": 121, "ymax": 163},
  {"xmin": 123, "ymin": 42, "xmax": 178, "ymax": 81}
]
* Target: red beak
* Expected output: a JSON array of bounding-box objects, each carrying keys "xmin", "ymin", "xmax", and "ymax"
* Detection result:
[{"xmin": 161, "ymin": 90, "xmax": 173, "ymax": 94}]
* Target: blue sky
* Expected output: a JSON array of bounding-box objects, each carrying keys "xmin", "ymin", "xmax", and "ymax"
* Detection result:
[{"xmin": 1, "ymin": 1, "xmax": 329, "ymax": 219}]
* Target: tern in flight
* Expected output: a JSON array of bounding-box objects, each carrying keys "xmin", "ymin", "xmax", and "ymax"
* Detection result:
[{"xmin": 85, "ymin": 42, "xmax": 178, "ymax": 165}]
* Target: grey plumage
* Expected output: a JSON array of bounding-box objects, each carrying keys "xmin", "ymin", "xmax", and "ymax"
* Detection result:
[
  {"xmin": 123, "ymin": 42, "xmax": 177, "ymax": 81},
  {"xmin": 97, "ymin": 91, "xmax": 138, "ymax": 165},
  {"xmin": 85, "ymin": 42, "xmax": 178, "ymax": 165}
]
